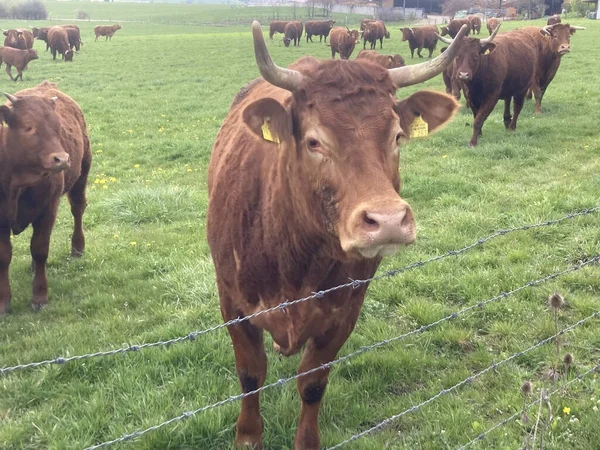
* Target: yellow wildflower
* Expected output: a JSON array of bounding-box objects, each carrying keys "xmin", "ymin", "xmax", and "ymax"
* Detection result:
[
  {"xmin": 130, "ymin": 242, "xmax": 137, "ymax": 246},
  {"xmin": 134, "ymin": 164, "xmax": 140, "ymax": 168},
  {"xmin": 563, "ymin": 407, "xmax": 571, "ymax": 415}
]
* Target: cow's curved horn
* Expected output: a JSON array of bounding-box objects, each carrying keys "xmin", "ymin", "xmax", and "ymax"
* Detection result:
[
  {"xmin": 436, "ymin": 33, "xmax": 453, "ymax": 44},
  {"xmin": 480, "ymin": 23, "xmax": 501, "ymax": 45},
  {"xmin": 4, "ymin": 93, "xmax": 18, "ymax": 103},
  {"xmin": 252, "ymin": 21, "xmax": 303, "ymax": 92},
  {"xmin": 570, "ymin": 25, "xmax": 586, "ymax": 30},
  {"xmin": 389, "ymin": 24, "xmax": 469, "ymax": 88},
  {"xmin": 541, "ymin": 24, "xmax": 555, "ymax": 35}
]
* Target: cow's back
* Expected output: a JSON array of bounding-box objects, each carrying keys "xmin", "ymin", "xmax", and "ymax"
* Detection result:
[{"xmin": 491, "ymin": 34, "xmax": 536, "ymax": 99}]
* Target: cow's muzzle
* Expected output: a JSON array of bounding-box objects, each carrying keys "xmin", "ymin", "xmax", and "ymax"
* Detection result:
[
  {"xmin": 43, "ymin": 152, "xmax": 71, "ymax": 172},
  {"xmin": 458, "ymin": 71, "xmax": 471, "ymax": 81},
  {"xmin": 341, "ymin": 200, "xmax": 416, "ymax": 259}
]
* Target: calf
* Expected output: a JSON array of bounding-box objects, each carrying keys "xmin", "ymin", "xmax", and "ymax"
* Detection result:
[
  {"xmin": 517, "ymin": 24, "xmax": 584, "ymax": 114},
  {"xmin": 441, "ymin": 19, "xmax": 471, "ymax": 38},
  {"xmin": 94, "ymin": 24, "xmax": 122, "ymax": 41},
  {"xmin": 208, "ymin": 20, "xmax": 467, "ymax": 450},
  {"xmin": 0, "ymin": 47, "xmax": 39, "ymax": 81},
  {"xmin": 439, "ymin": 25, "xmax": 537, "ymax": 147},
  {"xmin": 0, "ymin": 81, "xmax": 91, "ymax": 314},
  {"xmin": 3, "ymin": 29, "xmax": 34, "ymax": 50},
  {"xmin": 329, "ymin": 27, "xmax": 360, "ymax": 59},
  {"xmin": 305, "ymin": 20, "xmax": 335, "ymax": 43},
  {"xmin": 400, "ymin": 25, "xmax": 438, "ymax": 58},
  {"xmin": 356, "ymin": 49, "xmax": 405, "ymax": 68}
]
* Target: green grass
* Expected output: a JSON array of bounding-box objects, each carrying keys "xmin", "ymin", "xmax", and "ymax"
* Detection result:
[{"xmin": 1, "ymin": 5, "xmax": 600, "ymax": 450}]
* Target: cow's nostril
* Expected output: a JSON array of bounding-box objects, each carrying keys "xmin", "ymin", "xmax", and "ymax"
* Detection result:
[
  {"xmin": 54, "ymin": 156, "xmax": 61, "ymax": 163},
  {"xmin": 362, "ymin": 212, "xmax": 380, "ymax": 230}
]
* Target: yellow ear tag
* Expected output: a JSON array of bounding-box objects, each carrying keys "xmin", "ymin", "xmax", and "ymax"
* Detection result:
[
  {"xmin": 261, "ymin": 118, "xmax": 280, "ymax": 144},
  {"xmin": 484, "ymin": 48, "xmax": 491, "ymax": 55},
  {"xmin": 409, "ymin": 114, "xmax": 428, "ymax": 138}
]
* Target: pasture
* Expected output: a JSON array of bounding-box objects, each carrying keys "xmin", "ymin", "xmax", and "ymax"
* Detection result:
[{"xmin": 1, "ymin": 4, "xmax": 600, "ymax": 449}]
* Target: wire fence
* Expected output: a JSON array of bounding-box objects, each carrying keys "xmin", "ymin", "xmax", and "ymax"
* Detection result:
[
  {"xmin": 456, "ymin": 363, "xmax": 600, "ymax": 449},
  {"xmin": 2, "ymin": 205, "xmax": 598, "ymax": 376},
  {"xmin": 83, "ymin": 256, "xmax": 599, "ymax": 449}
]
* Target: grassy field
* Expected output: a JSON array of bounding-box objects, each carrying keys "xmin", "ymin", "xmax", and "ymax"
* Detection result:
[{"xmin": 1, "ymin": 3, "xmax": 600, "ymax": 449}]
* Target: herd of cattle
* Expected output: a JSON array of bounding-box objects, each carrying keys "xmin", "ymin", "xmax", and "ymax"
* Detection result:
[
  {"xmin": 0, "ymin": 14, "xmax": 588, "ymax": 450},
  {"xmin": 0, "ymin": 24, "xmax": 122, "ymax": 81},
  {"xmin": 269, "ymin": 15, "xmax": 584, "ymax": 147}
]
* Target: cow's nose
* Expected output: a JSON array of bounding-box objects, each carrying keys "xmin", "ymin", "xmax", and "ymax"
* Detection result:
[
  {"xmin": 49, "ymin": 153, "xmax": 70, "ymax": 171},
  {"xmin": 361, "ymin": 206, "xmax": 415, "ymax": 245},
  {"xmin": 559, "ymin": 44, "xmax": 570, "ymax": 54},
  {"xmin": 458, "ymin": 71, "xmax": 470, "ymax": 80}
]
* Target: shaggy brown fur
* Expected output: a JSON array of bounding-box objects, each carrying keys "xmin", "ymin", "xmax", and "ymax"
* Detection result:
[
  {"xmin": 329, "ymin": 27, "xmax": 360, "ymax": 59},
  {"xmin": 487, "ymin": 18, "xmax": 500, "ymax": 35},
  {"xmin": 0, "ymin": 81, "xmax": 91, "ymax": 314}
]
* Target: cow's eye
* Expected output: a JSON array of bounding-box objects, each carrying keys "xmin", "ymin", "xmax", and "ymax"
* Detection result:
[
  {"xmin": 307, "ymin": 138, "xmax": 320, "ymax": 151},
  {"xmin": 23, "ymin": 126, "xmax": 34, "ymax": 134}
]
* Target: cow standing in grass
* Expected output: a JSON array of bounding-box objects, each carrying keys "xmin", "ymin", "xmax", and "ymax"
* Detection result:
[
  {"xmin": 516, "ymin": 24, "xmax": 585, "ymax": 114},
  {"xmin": 269, "ymin": 21, "xmax": 289, "ymax": 39},
  {"xmin": 400, "ymin": 25, "xmax": 438, "ymax": 58},
  {"xmin": 0, "ymin": 47, "xmax": 39, "ymax": 81},
  {"xmin": 48, "ymin": 27, "xmax": 73, "ymax": 61},
  {"xmin": 486, "ymin": 17, "xmax": 500, "ymax": 35},
  {"xmin": 0, "ymin": 81, "xmax": 91, "ymax": 315},
  {"xmin": 467, "ymin": 15, "xmax": 482, "ymax": 34},
  {"xmin": 441, "ymin": 19, "xmax": 471, "ymax": 38},
  {"xmin": 94, "ymin": 24, "xmax": 122, "ymax": 41},
  {"xmin": 207, "ymin": 21, "xmax": 468, "ymax": 450},
  {"xmin": 304, "ymin": 20, "xmax": 335, "ymax": 43},
  {"xmin": 283, "ymin": 22, "xmax": 301, "ymax": 47},
  {"xmin": 439, "ymin": 25, "xmax": 537, "ymax": 147},
  {"xmin": 32, "ymin": 27, "xmax": 50, "ymax": 51},
  {"xmin": 329, "ymin": 27, "xmax": 360, "ymax": 59},
  {"xmin": 3, "ymin": 29, "xmax": 34, "ymax": 50}
]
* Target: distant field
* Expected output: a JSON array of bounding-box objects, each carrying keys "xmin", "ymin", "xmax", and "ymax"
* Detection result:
[{"xmin": 1, "ymin": 7, "xmax": 599, "ymax": 450}]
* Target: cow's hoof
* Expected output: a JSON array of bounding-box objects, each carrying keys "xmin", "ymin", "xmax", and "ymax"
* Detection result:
[
  {"xmin": 31, "ymin": 299, "xmax": 48, "ymax": 311},
  {"xmin": 71, "ymin": 248, "xmax": 84, "ymax": 258}
]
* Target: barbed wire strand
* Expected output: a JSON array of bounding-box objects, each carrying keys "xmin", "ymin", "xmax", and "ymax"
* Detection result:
[
  {"xmin": 457, "ymin": 363, "xmax": 600, "ymax": 450},
  {"xmin": 83, "ymin": 258, "xmax": 599, "ymax": 449},
  {"xmin": 2, "ymin": 206, "xmax": 599, "ymax": 376},
  {"xmin": 325, "ymin": 311, "xmax": 600, "ymax": 449}
]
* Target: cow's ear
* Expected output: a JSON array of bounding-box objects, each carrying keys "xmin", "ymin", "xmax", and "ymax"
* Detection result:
[
  {"xmin": 2, "ymin": 31, "xmax": 7, "ymax": 36},
  {"xmin": 0, "ymin": 105, "xmax": 14, "ymax": 127},
  {"xmin": 243, "ymin": 98, "xmax": 293, "ymax": 145},
  {"xmin": 396, "ymin": 91, "xmax": 459, "ymax": 137},
  {"xmin": 480, "ymin": 43, "xmax": 496, "ymax": 54}
]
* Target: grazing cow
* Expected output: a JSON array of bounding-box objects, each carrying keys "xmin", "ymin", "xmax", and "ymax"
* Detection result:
[
  {"xmin": 467, "ymin": 15, "xmax": 482, "ymax": 34},
  {"xmin": 63, "ymin": 26, "xmax": 82, "ymax": 51},
  {"xmin": 208, "ymin": 21, "xmax": 467, "ymax": 450},
  {"xmin": 356, "ymin": 49, "xmax": 405, "ymax": 68},
  {"xmin": 439, "ymin": 25, "xmax": 537, "ymax": 147},
  {"xmin": 305, "ymin": 20, "xmax": 336, "ymax": 43},
  {"xmin": 269, "ymin": 21, "xmax": 289, "ymax": 39},
  {"xmin": 48, "ymin": 26, "xmax": 72, "ymax": 61},
  {"xmin": 517, "ymin": 24, "xmax": 585, "ymax": 114},
  {"xmin": 0, "ymin": 81, "xmax": 91, "ymax": 314},
  {"xmin": 283, "ymin": 22, "xmax": 301, "ymax": 47},
  {"xmin": 400, "ymin": 25, "xmax": 438, "ymax": 58},
  {"xmin": 0, "ymin": 47, "xmax": 39, "ymax": 81},
  {"xmin": 3, "ymin": 29, "xmax": 34, "ymax": 50},
  {"xmin": 329, "ymin": 27, "xmax": 360, "ymax": 59},
  {"xmin": 441, "ymin": 19, "xmax": 471, "ymax": 38},
  {"xmin": 362, "ymin": 21, "xmax": 387, "ymax": 50},
  {"xmin": 547, "ymin": 14, "xmax": 562, "ymax": 25},
  {"xmin": 487, "ymin": 17, "xmax": 500, "ymax": 35},
  {"xmin": 94, "ymin": 24, "xmax": 122, "ymax": 41}
]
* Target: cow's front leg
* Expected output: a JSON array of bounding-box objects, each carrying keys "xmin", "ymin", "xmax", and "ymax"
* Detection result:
[
  {"xmin": 294, "ymin": 311, "xmax": 362, "ymax": 449},
  {"xmin": 30, "ymin": 202, "xmax": 59, "ymax": 310},
  {"xmin": 222, "ymin": 300, "xmax": 268, "ymax": 449},
  {"xmin": 0, "ymin": 228, "xmax": 12, "ymax": 315}
]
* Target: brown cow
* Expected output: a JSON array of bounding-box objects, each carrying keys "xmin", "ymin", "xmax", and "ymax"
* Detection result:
[
  {"xmin": 3, "ymin": 29, "xmax": 34, "ymax": 50},
  {"xmin": 208, "ymin": 20, "xmax": 467, "ymax": 450},
  {"xmin": 48, "ymin": 26, "xmax": 72, "ymax": 61},
  {"xmin": 283, "ymin": 22, "xmax": 301, "ymax": 47},
  {"xmin": 94, "ymin": 24, "xmax": 122, "ymax": 41},
  {"xmin": 360, "ymin": 18, "xmax": 377, "ymax": 31},
  {"xmin": 269, "ymin": 21, "xmax": 289, "ymax": 39},
  {"xmin": 0, "ymin": 81, "xmax": 91, "ymax": 314},
  {"xmin": 0, "ymin": 47, "xmax": 39, "ymax": 81},
  {"xmin": 517, "ymin": 24, "xmax": 585, "ymax": 114},
  {"xmin": 305, "ymin": 20, "xmax": 335, "ymax": 43},
  {"xmin": 439, "ymin": 25, "xmax": 537, "ymax": 147},
  {"xmin": 356, "ymin": 49, "xmax": 405, "ymax": 68},
  {"xmin": 329, "ymin": 27, "xmax": 360, "ymax": 59},
  {"xmin": 467, "ymin": 15, "xmax": 482, "ymax": 34},
  {"xmin": 400, "ymin": 25, "xmax": 438, "ymax": 58},
  {"xmin": 547, "ymin": 14, "xmax": 562, "ymax": 25},
  {"xmin": 362, "ymin": 21, "xmax": 387, "ymax": 50},
  {"xmin": 32, "ymin": 27, "xmax": 50, "ymax": 51},
  {"xmin": 62, "ymin": 26, "xmax": 82, "ymax": 51},
  {"xmin": 441, "ymin": 19, "xmax": 471, "ymax": 38},
  {"xmin": 487, "ymin": 17, "xmax": 500, "ymax": 35}
]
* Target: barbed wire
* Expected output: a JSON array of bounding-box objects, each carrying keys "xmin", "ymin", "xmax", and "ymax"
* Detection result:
[
  {"xmin": 2, "ymin": 206, "xmax": 599, "ymax": 376},
  {"xmin": 83, "ymin": 257, "xmax": 599, "ymax": 449},
  {"xmin": 325, "ymin": 311, "xmax": 600, "ymax": 449},
  {"xmin": 457, "ymin": 363, "xmax": 600, "ymax": 450}
]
